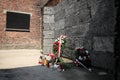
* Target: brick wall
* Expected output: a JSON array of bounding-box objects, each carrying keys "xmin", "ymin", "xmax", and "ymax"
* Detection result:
[
  {"xmin": 45, "ymin": 0, "xmax": 64, "ymax": 6},
  {"xmin": 0, "ymin": 0, "xmax": 47, "ymax": 49}
]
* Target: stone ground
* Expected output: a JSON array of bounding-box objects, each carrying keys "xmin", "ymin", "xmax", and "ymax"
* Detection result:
[{"xmin": 0, "ymin": 49, "xmax": 114, "ymax": 80}]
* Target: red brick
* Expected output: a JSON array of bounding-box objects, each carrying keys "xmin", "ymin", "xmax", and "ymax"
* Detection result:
[{"xmin": 0, "ymin": 0, "xmax": 47, "ymax": 49}]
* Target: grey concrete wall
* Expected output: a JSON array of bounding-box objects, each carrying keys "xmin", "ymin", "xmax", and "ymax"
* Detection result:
[
  {"xmin": 43, "ymin": 7, "xmax": 55, "ymax": 53},
  {"xmin": 43, "ymin": 0, "xmax": 116, "ymax": 71},
  {"xmin": 52, "ymin": 0, "xmax": 91, "ymax": 59},
  {"xmin": 84, "ymin": 0, "xmax": 116, "ymax": 70}
]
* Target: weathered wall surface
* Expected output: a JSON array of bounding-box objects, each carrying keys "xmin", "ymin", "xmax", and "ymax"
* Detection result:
[
  {"xmin": 0, "ymin": 0, "xmax": 47, "ymax": 49},
  {"xmin": 43, "ymin": 7, "xmax": 55, "ymax": 53},
  {"xmin": 43, "ymin": 0, "xmax": 116, "ymax": 70},
  {"xmin": 84, "ymin": 0, "xmax": 116, "ymax": 70}
]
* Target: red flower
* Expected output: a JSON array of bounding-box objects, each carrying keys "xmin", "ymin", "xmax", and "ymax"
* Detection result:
[{"xmin": 47, "ymin": 53, "xmax": 55, "ymax": 59}]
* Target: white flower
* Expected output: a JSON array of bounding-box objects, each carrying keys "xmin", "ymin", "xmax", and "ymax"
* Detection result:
[
  {"xmin": 83, "ymin": 56, "xmax": 86, "ymax": 60},
  {"xmin": 79, "ymin": 56, "xmax": 83, "ymax": 60},
  {"xmin": 85, "ymin": 50, "xmax": 89, "ymax": 54}
]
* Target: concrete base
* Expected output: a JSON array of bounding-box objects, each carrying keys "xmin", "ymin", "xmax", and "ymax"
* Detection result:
[{"xmin": 0, "ymin": 49, "xmax": 40, "ymax": 69}]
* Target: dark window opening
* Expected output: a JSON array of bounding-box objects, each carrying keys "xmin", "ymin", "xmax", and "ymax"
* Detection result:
[{"xmin": 6, "ymin": 11, "xmax": 30, "ymax": 32}]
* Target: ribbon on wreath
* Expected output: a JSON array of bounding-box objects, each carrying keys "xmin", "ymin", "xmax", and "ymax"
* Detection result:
[{"xmin": 54, "ymin": 35, "xmax": 67, "ymax": 58}]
